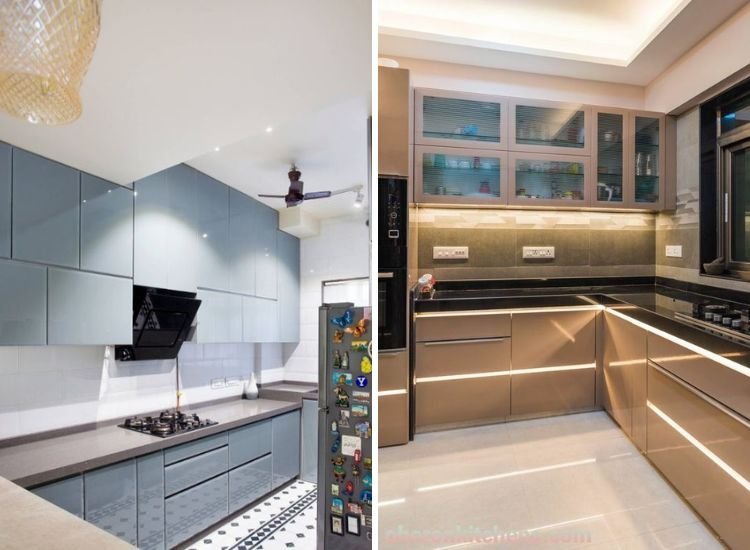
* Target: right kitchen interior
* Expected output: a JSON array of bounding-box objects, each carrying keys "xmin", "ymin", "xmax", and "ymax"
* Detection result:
[{"xmin": 377, "ymin": 1, "xmax": 750, "ymax": 549}]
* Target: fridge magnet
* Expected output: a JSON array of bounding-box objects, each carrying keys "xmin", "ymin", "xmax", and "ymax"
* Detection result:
[
  {"xmin": 331, "ymin": 432, "xmax": 341, "ymax": 453},
  {"xmin": 364, "ymin": 457, "xmax": 372, "ymax": 470},
  {"xmin": 364, "ymin": 515, "xmax": 373, "ymax": 529},
  {"xmin": 359, "ymin": 490, "xmax": 372, "ymax": 506},
  {"xmin": 346, "ymin": 514, "xmax": 361, "ymax": 536},
  {"xmin": 347, "ymin": 502, "xmax": 363, "ymax": 515},
  {"xmin": 331, "ymin": 497, "xmax": 344, "ymax": 515},
  {"xmin": 338, "ymin": 409, "xmax": 350, "ymax": 428},
  {"xmin": 331, "ymin": 484, "xmax": 339, "ymax": 496},
  {"xmin": 351, "ymin": 340, "xmax": 368, "ymax": 352},
  {"xmin": 345, "ymin": 318, "xmax": 368, "ymax": 337},
  {"xmin": 352, "ymin": 463, "xmax": 361, "ymax": 477},
  {"xmin": 331, "ymin": 515, "xmax": 344, "ymax": 536},
  {"xmin": 355, "ymin": 375, "xmax": 368, "ymax": 388},
  {"xmin": 331, "ymin": 420, "xmax": 338, "ymax": 433},
  {"xmin": 333, "ymin": 372, "xmax": 352, "ymax": 386},
  {"xmin": 341, "ymin": 351, "xmax": 350, "ymax": 369},
  {"xmin": 362, "ymin": 471, "xmax": 372, "ymax": 488},
  {"xmin": 332, "ymin": 456, "xmax": 346, "ymax": 482},
  {"xmin": 333, "ymin": 330, "xmax": 344, "ymax": 343},
  {"xmin": 331, "ymin": 309, "xmax": 353, "ymax": 328},
  {"xmin": 368, "ymin": 340, "xmax": 372, "ymax": 357},
  {"xmin": 360, "ymin": 356, "xmax": 372, "ymax": 373},
  {"xmin": 333, "ymin": 350, "xmax": 342, "ymax": 368},
  {"xmin": 343, "ymin": 480, "xmax": 355, "ymax": 497},
  {"xmin": 355, "ymin": 421, "xmax": 371, "ymax": 439},
  {"xmin": 352, "ymin": 390, "xmax": 369, "ymax": 401},
  {"xmin": 334, "ymin": 387, "xmax": 350, "ymax": 408},
  {"xmin": 352, "ymin": 404, "xmax": 369, "ymax": 417},
  {"xmin": 341, "ymin": 434, "xmax": 362, "ymax": 456},
  {"xmin": 354, "ymin": 449, "xmax": 362, "ymax": 464}
]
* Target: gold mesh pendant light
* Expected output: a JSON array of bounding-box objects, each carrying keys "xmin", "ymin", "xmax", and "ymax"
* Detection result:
[{"xmin": 0, "ymin": 0, "xmax": 102, "ymax": 125}]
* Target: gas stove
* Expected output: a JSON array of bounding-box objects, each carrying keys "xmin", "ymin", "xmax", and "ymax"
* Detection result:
[
  {"xmin": 672, "ymin": 301, "xmax": 750, "ymax": 346},
  {"xmin": 119, "ymin": 410, "xmax": 218, "ymax": 438}
]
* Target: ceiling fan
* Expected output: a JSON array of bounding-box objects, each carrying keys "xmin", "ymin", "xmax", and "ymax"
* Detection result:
[{"xmin": 259, "ymin": 165, "xmax": 363, "ymax": 208}]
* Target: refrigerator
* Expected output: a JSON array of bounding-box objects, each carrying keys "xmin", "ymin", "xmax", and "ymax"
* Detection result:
[{"xmin": 317, "ymin": 303, "xmax": 373, "ymax": 548}]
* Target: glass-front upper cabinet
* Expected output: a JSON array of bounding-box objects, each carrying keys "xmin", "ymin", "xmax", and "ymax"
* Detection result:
[
  {"xmin": 510, "ymin": 99, "xmax": 590, "ymax": 155},
  {"xmin": 630, "ymin": 112, "xmax": 664, "ymax": 209},
  {"xmin": 415, "ymin": 89, "xmax": 508, "ymax": 150},
  {"xmin": 414, "ymin": 145, "xmax": 508, "ymax": 205},
  {"xmin": 508, "ymin": 152, "xmax": 590, "ymax": 207},
  {"xmin": 592, "ymin": 109, "xmax": 629, "ymax": 207}
]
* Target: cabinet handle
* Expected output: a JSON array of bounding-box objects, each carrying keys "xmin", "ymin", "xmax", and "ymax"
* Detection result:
[
  {"xmin": 378, "ymin": 272, "xmax": 395, "ymax": 279},
  {"xmin": 423, "ymin": 337, "xmax": 507, "ymax": 346}
]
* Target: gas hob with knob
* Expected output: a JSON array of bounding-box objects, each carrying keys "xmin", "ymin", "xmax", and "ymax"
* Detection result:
[{"xmin": 119, "ymin": 410, "xmax": 218, "ymax": 438}]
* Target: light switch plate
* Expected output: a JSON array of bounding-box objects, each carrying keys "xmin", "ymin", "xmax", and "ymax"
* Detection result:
[
  {"xmin": 225, "ymin": 376, "xmax": 241, "ymax": 387},
  {"xmin": 433, "ymin": 246, "xmax": 469, "ymax": 260},
  {"xmin": 666, "ymin": 245, "xmax": 683, "ymax": 258},
  {"xmin": 210, "ymin": 378, "xmax": 226, "ymax": 389},
  {"xmin": 522, "ymin": 246, "xmax": 555, "ymax": 259}
]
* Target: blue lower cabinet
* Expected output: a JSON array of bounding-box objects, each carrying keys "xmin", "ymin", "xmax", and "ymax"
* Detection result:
[
  {"xmin": 301, "ymin": 399, "xmax": 318, "ymax": 483},
  {"xmin": 165, "ymin": 473, "xmax": 228, "ymax": 548},
  {"xmin": 31, "ymin": 475, "xmax": 83, "ymax": 518},
  {"xmin": 84, "ymin": 460, "xmax": 138, "ymax": 546},
  {"xmin": 229, "ymin": 455, "xmax": 272, "ymax": 513},
  {"xmin": 228, "ymin": 420, "xmax": 271, "ymax": 469},
  {"xmin": 165, "ymin": 446, "xmax": 228, "ymax": 497},
  {"xmin": 137, "ymin": 452, "xmax": 165, "ymax": 550},
  {"xmin": 272, "ymin": 411, "xmax": 301, "ymax": 489}
]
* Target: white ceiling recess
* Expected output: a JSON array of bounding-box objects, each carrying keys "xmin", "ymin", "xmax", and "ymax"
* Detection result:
[
  {"xmin": 0, "ymin": 0, "xmax": 371, "ymax": 222},
  {"xmin": 379, "ymin": 0, "xmax": 748, "ymax": 86}
]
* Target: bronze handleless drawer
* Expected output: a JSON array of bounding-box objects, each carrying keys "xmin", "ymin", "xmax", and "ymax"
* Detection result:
[
  {"xmin": 415, "ymin": 312, "xmax": 511, "ymax": 342},
  {"xmin": 379, "ymin": 393, "xmax": 409, "ymax": 446},
  {"xmin": 648, "ymin": 332, "xmax": 750, "ymax": 420},
  {"xmin": 379, "ymin": 350, "xmax": 409, "ymax": 391},
  {"xmin": 511, "ymin": 309, "xmax": 596, "ymax": 369},
  {"xmin": 511, "ymin": 368, "xmax": 595, "ymax": 418},
  {"xmin": 647, "ymin": 363, "xmax": 750, "ymax": 549},
  {"xmin": 416, "ymin": 337, "xmax": 510, "ymax": 378}
]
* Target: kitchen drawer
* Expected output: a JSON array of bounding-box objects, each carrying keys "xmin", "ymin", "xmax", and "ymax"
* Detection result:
[
  {"xmin": 228, "ymin": 420, "xmax": 272, "ymax": 469},
  {"xmin": 379, "ymin": 392, "xmax": 409, "ymax": 446},
  {"xmin": 416, "ymin": 375, "xmax": 510, "ymax": 432},
  {"xmin": 164, "ymin": 432, "xmax": 228, "ymax": 465},
  {"xmin": 165, "ymin": 446, "xmax": 228, "ymax": 497},
  {"xmin": 415, "ymin": 312, "xmax": 510, "ymax": 342},
  {"xmin": 647, "ymin": 363, "xmax": 750, "ymax": 549},
  {"xmin": 165, "ymin": 473, "xmax": 228, "ymax": 548},
  {"xmin": 648, "ymin": 332, "xmax": 750, "ymax": 420},
  {"xmin": 416, "ymin": 337, "xmax": 510, "ymax": 377},
  {"xmin": 229, "ymin": 455, "xmax": 272, "ymax": 513},
  {"xmin": 510, "ymin": 367, "xmax": 595, "ymax": 417},
  {"xmin": 380, "ymin": 350, "xmax": 408, "ymax": 391},
  {"xmin": 511, "ymin": 309, "xmax": 596, "ymax": 369}
]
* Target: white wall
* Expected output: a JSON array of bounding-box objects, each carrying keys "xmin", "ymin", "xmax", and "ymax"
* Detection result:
[{"xmin": 281, "ymin": 216, "xmax": 370, "ymax": 383}]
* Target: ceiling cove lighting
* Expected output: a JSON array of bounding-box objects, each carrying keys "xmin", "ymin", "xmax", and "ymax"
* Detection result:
[
  {"xmin": 0, "ymin": 0, "xmax": 102, "ymax": 125},
  {"xmin": 647, "ymin": 400, "xmax": 750, "ymax": 492},
  {"xmin": 415, "ymin": 363, "xmax": 595, "ymax": 384}
]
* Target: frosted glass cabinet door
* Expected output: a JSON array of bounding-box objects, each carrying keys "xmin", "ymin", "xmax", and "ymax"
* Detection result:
[
  {"xmin": 84, "ymin": 460, "xmax": 138, "ymax": 546},
  {"xmin": 229, "ymin": 189, "xmax": 257, "ymax": 295},
  {"xmin": 629, "ymin": 112, "xmax": 664, "ymax": 209},
  {"xmin": 592, "ymin": 109, "xmax": 629, "ymax": 208},
  {"xmin": 80, "ymin": 174, "xmax": 134, "ymax": 277},
  {"xmin": 415, "ymin": 145, "xmax": 509, "ymax": 205},
  {"xmin": 48, "ymin": 268, "xmax": 132, "ymax": 345},
  {"xmin": 254, "ymin": 204, "xmax": 278, "ymax": 299},
  {"xmin": 277, "ymin": 230, "xmax": 300, "ymax": 343},
  {"xmin": 0, "ymin": 142, "xmax": 10, "ymax": 258},
  {"xmin": 508, "ymin": 152, "xmax": 590, "ymax": 207},
  {"xmin": 0, "ymin": 259, "xmax": 46, "ymax": 345},
  {"xmin": 510, "ymin": 99, "xmax": 590, "ymax": 155},
  {"xmin": 12, "ymin": 148, "xmax": 80, "ymax": 268},
  {"xmin": 415, "ymin": 88, "xmax": 508, "ymax": 150},
  {"xmin": 196, "ymin": 172, "xmax": 230, "ymax": 291}
]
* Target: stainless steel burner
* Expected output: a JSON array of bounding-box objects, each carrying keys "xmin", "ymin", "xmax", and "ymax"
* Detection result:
[{"xmin": 119, "ymin": 410, "xmax": 218, "ymax": 438}]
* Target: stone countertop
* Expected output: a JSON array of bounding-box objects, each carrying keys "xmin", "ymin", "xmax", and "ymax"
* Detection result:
[
  {"xmin": 0, "ymin": 476, "xmax": 134, "ymax": 550},
  {"xmin": 258, "ymin": 382, "xmax": 318, "ymax": 403},
  {"xmin": 0, "ymin": 398, "xmax": 300, "ymax": 488}
]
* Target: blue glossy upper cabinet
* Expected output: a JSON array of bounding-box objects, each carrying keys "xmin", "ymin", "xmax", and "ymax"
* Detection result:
[
  {"xmin": 12, "ymin": 148, "xmax": 79, "ymax": 268},
  {"xmin": 84, "ymin": 460, "xmax": 138, "ymax": 546},
  {"xmin": 195, "ymin": 289, "xmax": 243, "ymax": 344},
  {"xmin": 134, "ymin": 164, "xmax": 198, "ymax": 291},
  {"xmin": 242, "ymin": 295, "xmax": 279, "ymax": 343},
  {"xmin": 0, "ymin": 259, "xmax": 47, "ymax": 345},
  {"xmin": 229, "ymin": 189, "xmax": 256, "ymax": 295},
  {"xmin": 254, "ymin": 203, "xmax": 278, "ymax": 299},
  {"xmin": 0, "ymin": 143, "xmax": 10, "ymax": 258},
  {"xmin": 48, "ymin": 268, "xmax": 132, "ymax": 345},
  {"xmin": 415, "ymin": 88, "xmax": 508, "ymax": 150},
  {"xmin": 80, "ymin": 174, "xmax": 134, "ymax": 277},
  {"xmin": 195, "ymin": 171, "xmax": 230, "ymax": 290},
  {"xmin": 509, "ymin": 99, "xmax": 590, "ymax": 156},
  {"xmin": 277, "ymin": 230, "xmax": 300, "ymax": 342}
]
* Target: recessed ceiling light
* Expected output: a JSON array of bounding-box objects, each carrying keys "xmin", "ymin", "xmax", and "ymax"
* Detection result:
[
  {"xmin": 265, "ymin": 126, "xmax": 273, "ymax": 133},
  {"xmin": 214, "ymin": 146, "xmax": 221, "ymax": 152}
]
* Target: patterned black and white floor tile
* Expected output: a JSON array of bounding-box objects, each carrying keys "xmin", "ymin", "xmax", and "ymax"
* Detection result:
[{"xmin": 187, "ymin": 480, "xmax": 317, "ymax": 550}]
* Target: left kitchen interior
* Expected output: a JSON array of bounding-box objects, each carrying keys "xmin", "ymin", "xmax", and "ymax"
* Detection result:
[{"xmin": 0, "ymin": 2, "xmax": 372, "ymax": 549}]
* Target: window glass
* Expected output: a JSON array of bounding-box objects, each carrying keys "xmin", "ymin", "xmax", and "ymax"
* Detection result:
[
  {"xmin": 731, "ymin": 145, "xmax": 750, "ymax": 263},
  {"xmin": 721, "ymin": 94, "xmax": 750, "ymax": 134}
]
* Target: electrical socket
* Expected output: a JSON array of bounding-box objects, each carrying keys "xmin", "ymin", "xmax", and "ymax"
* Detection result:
[
  {"xmin": 433, "ymin": 246, "xmax": 469, "ymax": 259},
  {"xmin": 225, "ymin": 376, "xmax": 241, "ymax": 387},
  {"xmin": 665, "ymin": 245, "xmax": 683, "ymax": 258},
  {"xmin": 522, "ymin": 246, "xmax": 555, "ymax": 259},
  {"xmin": 210, "ymin": 378, "xmax": 226, "ymax": 389}
]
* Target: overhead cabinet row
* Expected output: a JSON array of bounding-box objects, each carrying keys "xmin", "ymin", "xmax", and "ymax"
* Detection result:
[{"xmin": 414, "ymin": 90, "xmax": 669, "ymax": 210}]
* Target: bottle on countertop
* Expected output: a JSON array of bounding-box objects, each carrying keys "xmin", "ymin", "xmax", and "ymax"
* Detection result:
[{"xmin": 243, "ymin": 371, "xmax": 259, "ymax": 400}]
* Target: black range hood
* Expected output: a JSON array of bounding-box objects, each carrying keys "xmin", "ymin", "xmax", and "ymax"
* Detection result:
[{"xmin": 115, "ymin": 286, "xmax": 201, "ymax": 361}]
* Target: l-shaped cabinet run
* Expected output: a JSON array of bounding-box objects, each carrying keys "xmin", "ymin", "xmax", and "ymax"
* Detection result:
[{"xmin": 414, "ymin": 303, "xmax": 750, "ymax": 547}]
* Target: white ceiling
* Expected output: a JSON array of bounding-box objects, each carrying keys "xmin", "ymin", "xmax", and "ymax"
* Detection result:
[
  {"xmin": 379, "ymin": 0, "xmax": 748, "ymax": 85},
  {"xmin": 0, "ymin": 0, "xmax": 371, "ymax": 219}
]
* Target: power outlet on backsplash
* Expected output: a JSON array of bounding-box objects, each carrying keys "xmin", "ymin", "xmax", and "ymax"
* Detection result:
[
  {"xmin": 210, "ymin": 378, "xmax": 226, "ymax": 389},
  {"xmin": 225, "ymin": 376, "xmax": 241, "ymax": 387},
  {"xmin": 665, "ymin": 245, "xmax": 683, "ymax": 258},
  {"xmin": 522, "ymin": 246, "xmax": 555, "ymax": 260},
  {"xmin": 433, "ymin": 246, "xmax": 469, "ymax": 259}
]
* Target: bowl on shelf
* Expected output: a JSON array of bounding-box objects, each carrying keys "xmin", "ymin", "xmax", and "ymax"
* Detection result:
[
  {"xmin": 703, "ymin": 258, "xmax": 725, "ymax": 275},
  {"xmin": 737, "ymin": 270, "xmax": 750, "ymax": 282}
]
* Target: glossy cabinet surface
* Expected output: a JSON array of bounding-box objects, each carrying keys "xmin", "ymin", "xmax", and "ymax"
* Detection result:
[
  {"xmin": 165, "ymin": 473, "xmax": 228, "ymax": 548},
  {"xmin": 84, "ymin": 460, "xmax": 138, "ymax": 546},
  {"xmin": 592, "ymin": 109, "xmax": 628, "ymax": 208},
  {"xmin": 277, "ymin": 230, "xmax": 300, "ymax": 342},
  {"xmin": 31, "ymin": 475, "xmax": 83, "ymax": 519},
  {"xmin": 415, "ymin": 145, "xmax": 508, "ymax": 204},
  {"xmin": 415, "ymin": 312, "xmax": 511, "ymax": 342},
  {"xmin": 0, "ymin": 142, "xmax": 10, "ymax": 258},
  {"xmin": 12, "ymin": 148, "xmax": 79, "ymax": 268},
  {"xmin": 510, "ymin": 100, "xmax": 589, "ymax": 155},
  {"xmin": 379, "ymin": 66, "xmax": 410, "ymax": 176},
  {"xmin": 80, "ymin": 174, "xmax": 133, "ymax": 277},
  {"xmin": 137, "ymin": 452, "xmax": 165, "ymax": 550},
  {"xmin": 271, "ymin": 411, "xmax": 301, "ymax": 489},
  {"xmin": 164, "ymin": 432, "xmax": 228, "ymax": 465},
  {"xmin": 254, "ymin": 204, "xmax": 278, "ymax": 299},
  {"xmin": 508, "ymin": 152, "xmax": 590, "ymax": 206},
  {"xmin": 229, "ymin": 455, "xmax": 272, "ymax": 513},
  {"xmin": 47, "ymin": 268, "xmax": 132, "ymax": 345},
  {"xmin": 378, "ymin": 350, "xmax": 409, "ymax": 447},
  {"xmin": 416, "ymin": 88, "xmax": 507, "ymax": 150},
  {"xmin": 0, "ymin": 259, "xmax": 47, "ymax": 345},
  {"xmin": 228, "ymin": 419, "xmax": 272, "ymax": 469},
  {"xmin": 242, "ymin": 296, "xmax": 280, "ymax": 343},
  {"xmin": 228, "ymin": 188, "xmax": 257, "ymax": 295},
  {"xmin": 631, "ymin": 113, "xmax": 664, "ymax": 209},
  {"xmin": 195, "ymin": 289, "xmax": 243, "ymax": 344},
  {"xmin": 196, "ymin": 172, "xmax": 230, "ymax": 290},
  {"xmin": 300, "ymin": 399, "xmax": 318, "ymax": 482},
  {"xmin": 165, "ymin": 446, "xmax": 228, "ymax": 497}
]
